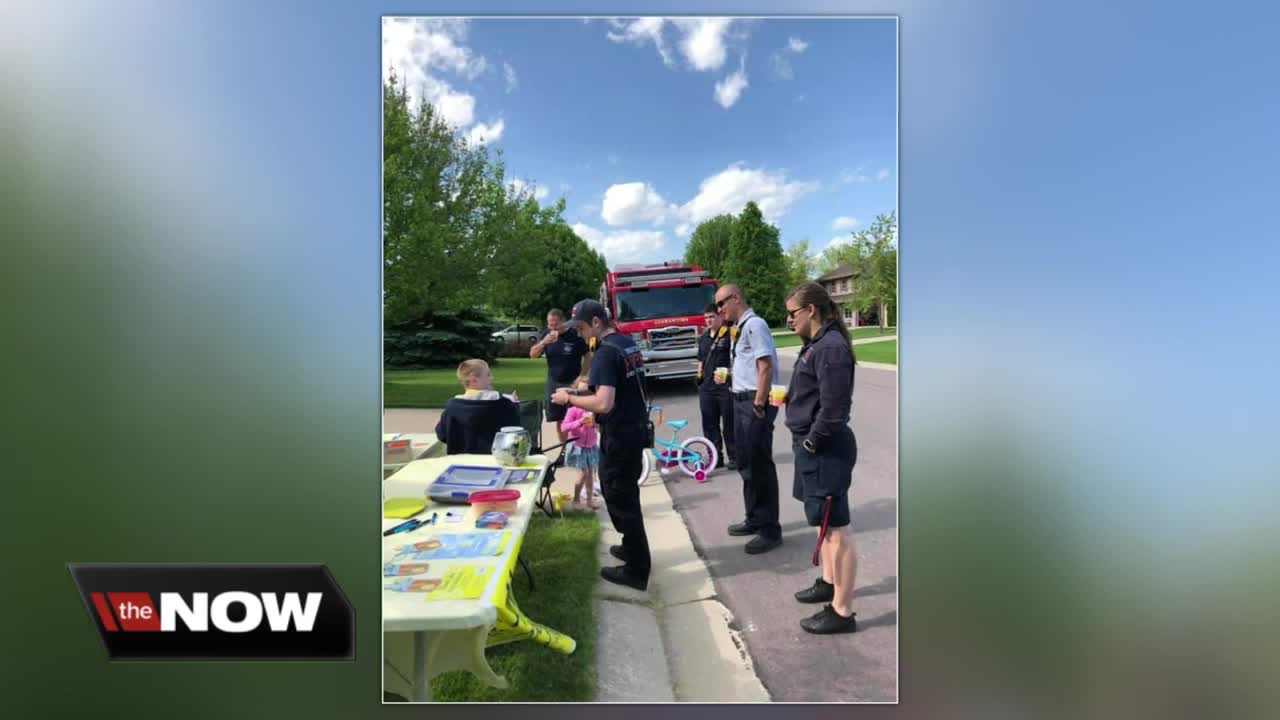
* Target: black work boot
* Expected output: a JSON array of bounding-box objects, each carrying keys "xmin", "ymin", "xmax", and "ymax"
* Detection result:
[
  {"xmin": 795, "ymin": 577, "xmax": 835, "ymax": 604},
  {"xmin": 600, "ymin": 565, "xmax": 648, "ymax": 591},
  {"xmin": 800, "ymin": 605, "xmax": 858, "ymax": 634}
]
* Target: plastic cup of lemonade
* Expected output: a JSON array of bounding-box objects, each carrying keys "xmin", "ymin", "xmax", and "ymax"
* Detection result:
[{"xmin": 769, "ymin": 384, "xmax": 787, "ymax": 407}]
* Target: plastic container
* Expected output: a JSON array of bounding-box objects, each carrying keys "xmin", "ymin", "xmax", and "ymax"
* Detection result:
[{"xmin": 469, "ymin": 489, "xmax": 521, "ymax": 514}]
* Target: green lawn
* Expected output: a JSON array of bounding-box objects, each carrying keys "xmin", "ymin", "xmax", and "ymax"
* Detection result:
[
  {"xmin": 770, "ymin": 326, "xmax": 896, "ymax": 349},
  {"xmin": 386, "ymin": 331, "xmax": 899, "ymax": 408},
  {"xmin": 855, "ymin": 339, "xmax": 897, "ymax": 365},
  {"xmin": 386, "ymin": 358, "xmax": 549, "ymax": 408},
  {"xmin": 851, "ymin": 326, "xmax": 897, "ymax": 340},
  {"xmin": 426, "ymin": 512, "xmax": 601, "ymax": 702}
]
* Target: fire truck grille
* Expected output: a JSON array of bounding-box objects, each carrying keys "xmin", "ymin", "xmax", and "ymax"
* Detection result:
[{"xmin": 649, "ymin": 326, "xmax": 698, "ymax": 351}]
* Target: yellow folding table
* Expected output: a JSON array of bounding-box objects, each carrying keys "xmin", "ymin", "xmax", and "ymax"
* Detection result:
[{"xmin": 382, "ymin": 454, "xmax": 575, "ymax": 702}]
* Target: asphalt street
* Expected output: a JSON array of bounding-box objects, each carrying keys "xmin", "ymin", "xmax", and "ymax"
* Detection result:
[{"xmin": 646, "ymin": 356, "xmax": 898, "ymax": 702}]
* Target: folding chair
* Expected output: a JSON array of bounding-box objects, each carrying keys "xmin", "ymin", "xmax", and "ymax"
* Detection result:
[{"xmin": 517, "ymin": 399, "xmax": 543, "ymax": 454}]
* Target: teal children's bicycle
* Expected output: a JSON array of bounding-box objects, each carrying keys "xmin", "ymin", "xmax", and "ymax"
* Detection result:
[{"xmin": 638, "ymin": 405, "xmax": 719, "ymax": 486}]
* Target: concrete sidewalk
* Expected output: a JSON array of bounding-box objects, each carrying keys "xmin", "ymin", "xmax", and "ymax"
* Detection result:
[
  {"xmin": 776, "ymin": 342, "xmax": 898, "ymax": 372},
  {"xmin": 590, "ymin": 470, "xmax": 769, "ymax": 702},
  {"xmin": 383, "ymin": 408, "xmax": 770, "ymax": 703},
  {"xmin": 852, "ymin": 334, "xmax": 897, "ymax": 345}
]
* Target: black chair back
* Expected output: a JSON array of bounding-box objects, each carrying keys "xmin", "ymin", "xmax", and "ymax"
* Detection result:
[{"xmin": 518, "ymin": 399, "xmax": 543, "ymax": 452}]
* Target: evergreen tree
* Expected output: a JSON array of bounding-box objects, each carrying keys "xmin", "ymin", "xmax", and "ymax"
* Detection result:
[
  {"xmin": 684, "ymin": 213, "xmax": 736, "ymax": 279},
  {"xmin": 722, "ymin": 202, "xmax": 789, "ymax": 327}
]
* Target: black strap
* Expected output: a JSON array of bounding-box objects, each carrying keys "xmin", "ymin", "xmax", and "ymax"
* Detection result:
[{"xmin": 730, "ymin": 314, "xmax": 766, "ymax": 371}]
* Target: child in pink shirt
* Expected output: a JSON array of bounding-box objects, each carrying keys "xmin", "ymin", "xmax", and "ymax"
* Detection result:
[{"xmin": 560, "ymin": 377, "xmax": 600, "ymax": 510}]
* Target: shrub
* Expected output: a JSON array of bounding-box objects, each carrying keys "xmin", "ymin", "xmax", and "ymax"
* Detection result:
[{"xmin": 384, "ymin": 308, "xmax": 503, "ymax": 369}]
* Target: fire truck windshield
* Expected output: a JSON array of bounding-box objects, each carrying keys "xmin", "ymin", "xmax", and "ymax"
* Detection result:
[{"xmin": 615, "ymin": 285, "xmax": 716, "ymax": 322}]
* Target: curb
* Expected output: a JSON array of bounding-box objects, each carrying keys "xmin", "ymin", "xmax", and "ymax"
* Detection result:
[{"xmin": 578, "ymin": 472, "xmax": 770, "ymax": 702}]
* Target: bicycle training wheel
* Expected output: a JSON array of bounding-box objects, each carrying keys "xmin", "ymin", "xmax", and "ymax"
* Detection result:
[
  {"xmin": 678, "ymin": 436, "xmax": 718, "ymax": 481},
  {"xmin": 637, "ymin": 450, "xmax": 655, "ymax": 486}
]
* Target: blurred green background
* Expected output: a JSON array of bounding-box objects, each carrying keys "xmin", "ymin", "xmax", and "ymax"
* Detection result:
[{"xmin": 3, "ymin": 1, "xmax": 1279, "ymax": 719}]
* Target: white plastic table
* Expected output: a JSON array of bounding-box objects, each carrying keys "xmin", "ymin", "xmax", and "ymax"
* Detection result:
[{"xmin": 382, "ymin": 453, "xmax": 574, "ymax": 702}]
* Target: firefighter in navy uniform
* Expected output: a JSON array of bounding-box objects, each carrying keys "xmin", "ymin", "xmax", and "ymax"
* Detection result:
[
  {"xmin": 783, "ymin": 282, "xmax": 860, "ymax": 634},
  {"xmin": 696, "ymin": 303, "xmax": 737, "ymax": 470},
  {"xmin": 552, "ymin": 300, "xmax": 652, "ymax": 591}
]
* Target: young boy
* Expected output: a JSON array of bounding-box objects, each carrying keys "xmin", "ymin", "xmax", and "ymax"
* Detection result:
[{"xmin": 434, "ymin": 359, "xmax": 522, "ymax": 455}]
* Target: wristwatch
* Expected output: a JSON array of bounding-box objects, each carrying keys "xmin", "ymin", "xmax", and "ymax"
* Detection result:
[{"xmin": 803, "ymin": 439, "xmax": 817, "ymax": 454}]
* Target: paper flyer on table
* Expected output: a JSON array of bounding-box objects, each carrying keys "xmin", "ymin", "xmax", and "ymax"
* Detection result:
[
  {"xmin": 384, "ymin": 564, "xmax": 492, "ymax": 600},
  {"xmin": 424, "ymin": 565, "xmax": 492, "ymax": 601},
  {"xmin": 391, "ymin": 532, "xmax": 511, "ymax": 561}
]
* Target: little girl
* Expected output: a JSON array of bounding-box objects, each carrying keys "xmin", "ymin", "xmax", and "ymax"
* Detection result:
[{"xmin": 560, "ymin": 377, "xmax": 600, "ymax": 510}]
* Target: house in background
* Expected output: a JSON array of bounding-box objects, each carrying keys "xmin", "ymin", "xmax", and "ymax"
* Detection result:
[{"xmin": 815, "ymin": 264, "xmax": 877, "ymax": 326}]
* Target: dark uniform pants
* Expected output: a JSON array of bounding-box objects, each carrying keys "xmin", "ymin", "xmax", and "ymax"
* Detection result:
[
  {"xmin": 698, "ymin": 384, "xmax": 736, "ymax": 465},
  {"xmin": 791, "ymin": 426, "xmax": 856, "ymax": 528},
  {"xmin": 599, "ymin": 426, "xmax": 651, "ymax": 579},
  {"xmin": 733, "ymin": 398, "xmax": 781, "ymax": 540}
]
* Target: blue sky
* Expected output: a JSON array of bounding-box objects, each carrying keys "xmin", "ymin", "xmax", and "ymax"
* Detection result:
[{"xmin": 383, "ymin": 17, "xmax": 897, "ymax": 266}]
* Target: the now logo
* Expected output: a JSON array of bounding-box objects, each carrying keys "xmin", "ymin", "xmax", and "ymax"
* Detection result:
[
  {"xmin": 70, "ymin": 564, "xmax": 354, "ymax": 660},
  {"xmin": 91, "ymin": 591, "xmax": 323, "ymax": 633}
]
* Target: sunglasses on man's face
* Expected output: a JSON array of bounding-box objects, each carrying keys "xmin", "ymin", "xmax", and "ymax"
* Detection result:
[{"xmin": 715, "ymin": 294, "xmax": 736, "ymax": 308}]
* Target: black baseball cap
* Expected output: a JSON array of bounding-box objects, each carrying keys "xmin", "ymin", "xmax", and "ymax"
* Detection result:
[{"xmin": 565, "ymin": 299, "xmax": 610, "ymax": 328}]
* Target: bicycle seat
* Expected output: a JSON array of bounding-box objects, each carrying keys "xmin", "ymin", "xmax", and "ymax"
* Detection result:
[{"xmin": 666, "ymin": 420, "xmax": 689, "ymax": 431}]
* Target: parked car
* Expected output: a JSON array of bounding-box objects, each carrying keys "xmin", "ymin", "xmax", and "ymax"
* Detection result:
[{"xmin": 491, "ymin": 324, "xmax": 540, "ymax": 345}]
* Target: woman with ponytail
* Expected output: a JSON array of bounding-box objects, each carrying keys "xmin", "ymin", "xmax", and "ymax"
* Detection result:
[{"xmin": 782, "ymin": 282, "xmax": 860, "ymax": 634}]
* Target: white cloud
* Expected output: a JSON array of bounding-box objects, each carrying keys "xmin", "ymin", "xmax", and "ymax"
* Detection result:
[
  {"xmin": 586, "ymin": 164, "xmax": 818, "ymax": 243},
  {"xmin": 503, "ymin": 61, "xmax": 518, "ymax": 93},
  {"xmin": 383, "ymin": 18, "xmax": 498, "ymax": 136},
  {"xmin": 841, "ymin": 166, "xmax": 892, "ymax": 184},
  {"xmin": 466, "ymin": 118, "xmax": 505, "ymax": 146},
  {"xmin": 607, "ymin": 18, "xmax": 741, "ymax": 72},
  {"xmin": 601, "ymin": 182, "xmax": 673, "ymax": 226},
  {"xmin": 714, "ymin": 59, "xmax": 749, "ymax": 108},
  {"xmin": 771, "ymin": 53, "xmax": 795, "ymax": 81},
  {"xmin": 772, "ymin": 36, "xmax": 809, "ymax": 80},
  {"xmin": 832, "ymin": 216, "xmax": 859, "ymax": 231},
  {"xmin": 573, "ymin": 222, "xmax": 668, "ymax": 265},
  {"xmin": 606, "ymin": 18, "xmax": 675, "ymax": 67},
  {"xmin": 429, "ymin": 85, "xmax": 477, "ymax": 128},
  {"xmin": 826, "ymin": 235, "xmax": 853, "ymax": 250},
  {"xmin": 509, "ymin": 178, "xmax": 548, "ymax": 202},
  {"xmin": 841, "ymin": 167, "xmax": 871, "ymax": 184},
  {"xmin": 680, "ymin": 163, "xmax": 819, "ymax": 225},
  {"xmin": 674, "ymin": 18, "xmax": 734, "ymax": 71},
  {"xmin": 604, "ymin": 18, "xmax": 751, "ymax": 108}
]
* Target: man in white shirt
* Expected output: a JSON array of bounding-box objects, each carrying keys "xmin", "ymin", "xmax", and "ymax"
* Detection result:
[{"xmin": 712, "ymin": 284, "xmax": 783, "ymax": 554}]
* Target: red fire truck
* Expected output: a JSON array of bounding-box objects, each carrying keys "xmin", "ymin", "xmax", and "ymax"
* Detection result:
[{"xmin": 598, "ymin": 260, "xmax": 720, "ymax": 381}]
